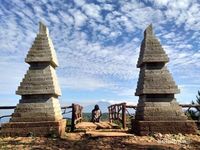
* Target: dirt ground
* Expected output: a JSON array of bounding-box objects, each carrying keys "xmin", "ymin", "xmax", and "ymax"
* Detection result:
[{"xmin": 0, "ymin": 132, "xmax": 200, "ymax": 150}]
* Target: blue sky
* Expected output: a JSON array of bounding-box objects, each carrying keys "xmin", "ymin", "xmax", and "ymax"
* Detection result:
[{"xmin": 0, "ymin": 0, "xmax": 199, "ymax": 107}]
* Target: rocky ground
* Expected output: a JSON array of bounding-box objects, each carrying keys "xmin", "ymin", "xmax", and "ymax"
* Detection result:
[{"xmin": 0, "ymin": 132, "xmax": 200, "ymax": 150}]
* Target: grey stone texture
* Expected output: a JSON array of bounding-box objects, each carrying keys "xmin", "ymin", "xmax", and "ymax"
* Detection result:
[
  {"xmin": 16, "ymin": 65, "xmax": 61, "ymax": 96},
  {"xmin": 132, "ymin": 24, "xmax": 197, "ymax": 135},
  {"xmin": 1, "ymin": 22, "xmax": 66, "ymax": 137},
  {"xmin": 25, "ymin": 22, "xmax": 59, "ymax": 67},
  {"xmin": 136, "ymin": 24, "xmax": 179, "ymax": 95},
  {"xmin": 137, "ymin": 24, "xmax": 169, "ymax": 68}
]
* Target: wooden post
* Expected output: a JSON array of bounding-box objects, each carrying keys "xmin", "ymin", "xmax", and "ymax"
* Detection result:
[
  {"xmin": 122, "ymin": 103, "xmax": 126, "ymax": 129},
  {"xmin": 108, "ymin": 107, "xmax": 112, "ymax": 123},
  {"xmin": 71, "ymin": 103, "xmax": 75, "ymax": 132},
  {"xmin": 117, "ymin": 106, "xmax": 119, "ymax": 119},
  {"xmin": 114, "ymin": 106, "xmax": 117, "ymax": 119},
  {"xmin": 80, "ymin": 106, "xmax": 83, "ymax": 123}
]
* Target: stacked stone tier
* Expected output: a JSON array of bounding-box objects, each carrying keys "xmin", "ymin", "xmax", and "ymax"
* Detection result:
[
  {"xmin": 136, "ymin": 66, "xmax": 179, "ymax": 95},
  {"xmin": 137, "ymin": 28, "xmax": 169, "ymax": 67},
  {"xmin": 25, "ymin": 34, "xmax": 58, "ymax": 67},
  {"xmin": 10, "ymin": 97, "xmax": 63, "ymax": 122},
  {"xmin": 135, "ymin": 102, "xmax": 187, "ymax": 121},
  {"xmin": 132, "ymin": 120, "xmax": 197, "ymax": 135},
  {"xmin": 16, "ymin": 65, "xmax": 61, "ymax": 96}
]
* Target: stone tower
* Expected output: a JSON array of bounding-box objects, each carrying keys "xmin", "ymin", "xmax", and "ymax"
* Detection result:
[
  {"xmin": 1, "ymin": 22, "xmax": 66, "ymax": 137},
  {"xmin": 132, "ymin": 24, "xmax": 197, "ymax": 135}
]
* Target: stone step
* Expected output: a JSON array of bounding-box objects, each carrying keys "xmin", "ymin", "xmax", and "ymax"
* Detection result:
[
  {"xmin": 95, "ymin": 122, "xmax": 121, "ymax": 129},
  {"xmin": 75, "ymin": 122, "xmax": 97, "ymax": 131},
  {"xmin": 75, "ymin": 122, "xmax": 121, "ymax": 131},
  {"xmin": 96, "ymin": 129, "xmax": 128, "ymax": 132},
  {"xmin": 85, "ymin": 131, "xmax": 134, "ymax": 137}
]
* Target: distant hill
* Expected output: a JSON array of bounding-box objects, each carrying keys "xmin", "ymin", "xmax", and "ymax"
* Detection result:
[{"xmin": 83, "ymin": 101, "xmax": 111, "ymax": 113}]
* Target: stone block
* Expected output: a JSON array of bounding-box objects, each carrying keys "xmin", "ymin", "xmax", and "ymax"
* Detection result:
[
  {"xmin": 1, "ymin": 119, "xmax": 66, "ymax": 137},
  {"xmin": 16, "ymin": 66, "xmax": 61, "ymax": 95},
  {"xmin": 132, "ymin": 120, "xmax": 197, "ymax": 135}
]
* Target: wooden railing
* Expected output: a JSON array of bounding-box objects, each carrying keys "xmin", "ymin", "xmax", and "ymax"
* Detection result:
[
  {"xmin": 0, "ymin": 104, "xmax": 83, "ymax": 132},
  {"xmin": 108, "ymin": 103, "xmax": 136, "ymax": 129},
  {"xmin": 180, "ymin": 104, "xmax": 200, "ymax": 113},
  {"xmin": 108, "ymin": 103, "xmax": 200, "ymax": 129},
  {"xmin": 1, "ymin": 103, "xmax": 199, "ymax": 131},
  {"xmin": 71, "ymin": 103, "xmax": 83, "ymax": 131}
]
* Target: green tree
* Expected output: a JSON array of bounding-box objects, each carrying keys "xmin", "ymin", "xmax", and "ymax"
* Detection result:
[{"xmin": 186, "ymin": 91, "xmax": 200, "ymax": 120}]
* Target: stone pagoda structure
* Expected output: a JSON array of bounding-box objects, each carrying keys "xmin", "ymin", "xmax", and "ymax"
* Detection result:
[
  {"xmin": 1, "ymin": 22, "xmax": 66, "ymax": 137},
  {"xmin": 132, "ymin": 24, "xmax": 197, "ymax": 135}
]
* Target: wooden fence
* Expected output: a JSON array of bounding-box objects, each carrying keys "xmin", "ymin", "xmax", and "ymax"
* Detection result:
[
  {"xmin": 108, "ymin": 103, "xmax": 200, "ymax": 129},
  {"xmin": 108, "ymin": 103, "xmax": 136, "ymax": 129},
  {"xmin": 1, "ymin": 103, "xmax": 199, "ymax": 131},
  {"xmin": 71, "ymin": 103, "xmax": 83, "ymax": 131},
  {"xmin": 0, "ymin": 103, "xmax": 83, "ymax": 132},
  {"xmin": 0, "ymin": 106, "xmax": 16, "ymax": 122}
]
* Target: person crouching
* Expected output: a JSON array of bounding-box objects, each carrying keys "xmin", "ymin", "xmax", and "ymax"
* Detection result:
[{"xmin": 91, "ymin": 104, "xmax": 102, "ymax": 123}]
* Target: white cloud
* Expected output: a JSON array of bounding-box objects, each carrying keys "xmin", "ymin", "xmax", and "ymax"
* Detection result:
[
  {"xmin": 59, "ymin": 76, "xmax": 113, "ymax": 91},
  {"xmin": 82, "ymin": 3, "xmax": 101, "ymax": 20},
  {"xmin": 101, "ymin": 4, "xmax": 113, "ymax": 11},
  {"xmin": 0, "ymin": 0, "xmax": 199, "ymax": 104},
  {"xmin": 104, "ymin": 99, "xmax": 137, "ymax": 106},
  {"xmin": 54, "ymin": 25, "xmax": 139, "ymax": 82},
  {"xmin": 177, "ymin": 84, "xmax": 200, "ymax": 104},
  {"xmin": 120, "ymin": 3, "xmax": 165, "ymax": 30},
  {"xmin": 163, "ymin": 45, "xmax": 200, "ymax": 81},
  {"xmin": 73, "ymin": 10, "xmax": 88, "ymax": 27},
  {"xmin": 162, "ymin": 32, "xmax": 175, "ymax": 39},
  {"xmin": 58, "ymin": 11, "xmax": 74, "ymax": 25},
  {"xmin": 149, "ymin": 0, "xmax": 192, "ymax": 9},
  {"xmin": 0, "ymin": 61, "xmax": 27, "ymax": 95},
  {"xmin": 74, "ymin": 0, "xmax": 85, "ymax": 7}
]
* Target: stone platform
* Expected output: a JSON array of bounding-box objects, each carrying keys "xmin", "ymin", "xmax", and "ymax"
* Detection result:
[
  {"xmin": 85, "ymin": 131, "xmax": 133, "ymax": 137},
  {"xmin": 0, "ymin": 119, "xmax": 66, "ymax": 137},
  {"xmin": 75, "ymin": 121, "xmax": 120, "ymax": 132},
  {"xmin": 132, "ymin": 120, "xmax": 197, "ymax": 135}
]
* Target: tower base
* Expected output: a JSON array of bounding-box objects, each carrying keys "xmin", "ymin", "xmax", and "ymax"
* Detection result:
[
  {"xmin": 0, "ymin": 119, "xmax": 66, "ymax": 137},
  {"xmin": 132, "ymin": 120, "xmax": 197, "ymax": 135}
]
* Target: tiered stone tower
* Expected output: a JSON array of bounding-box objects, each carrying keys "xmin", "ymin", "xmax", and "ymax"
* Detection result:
[
  {"xmin": 132, "ymin": 24, "xmax": 197, "ymax": 135},
  {"xmin": 1, "ymin": 22, "xmax": 66, "ymax": 137}
]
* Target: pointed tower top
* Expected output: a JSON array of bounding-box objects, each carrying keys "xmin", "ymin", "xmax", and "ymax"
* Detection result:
[
  {"xmin": 39, "ymin": 22, "xmax": 49, "ymax": 35},
  {"xmin": 136, "ymin": 24, "xmax": 169, "ymax": 67},
  {"xmin": 25, "ymin": 22, "xmax": 59, "ymax": 67},
  {"xmin": 144, "ymin": 24, "xmax": 154, "ymax": 37}
]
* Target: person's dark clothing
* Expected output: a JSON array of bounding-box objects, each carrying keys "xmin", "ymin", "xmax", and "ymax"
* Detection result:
[{"xmin": 91, "ymin": 105, "xmax": 102, "ymax": 123}]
